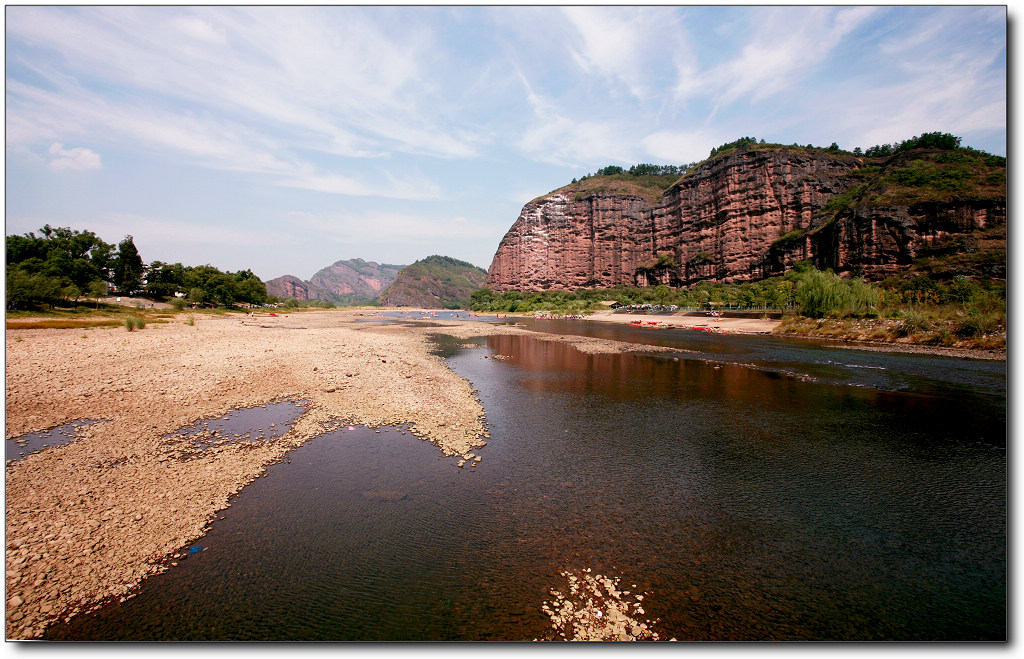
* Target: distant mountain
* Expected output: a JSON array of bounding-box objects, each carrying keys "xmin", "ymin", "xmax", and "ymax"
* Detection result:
[
  {"xmin": 378, "ymin": 255, "xmax": 488, "ymax": 309},
  {"xmin": 264, "ymin": 274, "xmax": 333, "ymax": 302},
  {"xmin": 309, "ymin": 258, "xmax": 403, "ymax": 304},
  {"xmin": 266, "ymin": 258, "xmax": 404, "ymax": 305}
]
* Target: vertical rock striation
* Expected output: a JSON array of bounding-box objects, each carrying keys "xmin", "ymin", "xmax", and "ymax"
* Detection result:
[
  {"xmin": 486, "ymin": 147, "xmax": 1005, "ymax": 291},
  {"xmin": 488, "ymin": 193, "xmax": 654, "ymax": 290}
]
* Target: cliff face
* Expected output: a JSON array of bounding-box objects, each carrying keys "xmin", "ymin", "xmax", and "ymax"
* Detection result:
[
  {"xmin": 813, "ymin": 198, "xmax": 1006, "ymax": 281},
  {"xmin": 487, "ymin": 147, "xmax": 1006, "ymax": 290},
  {"xmin": 487, "ymin": 193, "xmax": 654, "ymax": 290},
  {"xmin": 651, "ymin": 150, "xmax": 860, "ymax": 285}
]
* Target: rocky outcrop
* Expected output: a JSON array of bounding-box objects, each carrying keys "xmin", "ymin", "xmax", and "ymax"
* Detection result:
[
  {"xmin": 487, "ymin": 193, "xmax": 655, "ymax": 291},
  {"xmin": 487, "ymin": 147, "xmax": 1006, "ymax": 290},
  {"xmin": 813, "ymin": 198, "xmax": 1006, "ymax": 281}
]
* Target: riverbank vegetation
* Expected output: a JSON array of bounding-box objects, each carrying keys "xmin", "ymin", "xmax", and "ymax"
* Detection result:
[
  {"xmin": 6, "ymin": 224, "xmax": 271, "ymax": 311},
  {"xmin": 470, "ymin": 263, "xmax": 1005, "ymax": 351}
]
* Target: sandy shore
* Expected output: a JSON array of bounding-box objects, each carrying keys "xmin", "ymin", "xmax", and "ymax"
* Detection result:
[{"xmin": 584, "ymin": 309, "xmax": 780, "ymax": 334}]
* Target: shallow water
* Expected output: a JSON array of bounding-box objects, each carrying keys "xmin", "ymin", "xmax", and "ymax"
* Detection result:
[
  {"xmin": 43, "ymin": 329, "xmax": 1005, "ymax": 641},
  {"xmin": 171, "ymin": 399, "xmax": 305, "ymax": 449},
  {"xmin": 6, "ymin": 419, "xmax": 105, "ymax": 463}
]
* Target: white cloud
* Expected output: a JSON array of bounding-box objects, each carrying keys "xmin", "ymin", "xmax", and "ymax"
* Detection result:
[
  {"xmin": 795, "ymin": 8, "xmax": 1006, "ymax": 152},
  {"xmin": 513, "ymin": 69, "xmax": 637, "ymax": 167},
  {"xmin": 675, "ymin": 7, "xmax": 877, "ymax": 107},
  {"xmin": 169, "ymin": 15, "xmax": 227, "ymax": 44},
  {"xmin": 92, "ymin": 213, "xmax": 296, "ymax": 250},
  {"xmin": 281, "ymin": 170, "xmax": 444, "ymax": 201},
  {"xmin": 562, "ymin": 7, "xmax": 658, "ymax": 99},
  {"xmin": 47, "ymin": 143, "xmax": 102, "ymax": 171},
  {"xmin": 5, "ymin": 6, "xmax": 481, "ymax": 174}
]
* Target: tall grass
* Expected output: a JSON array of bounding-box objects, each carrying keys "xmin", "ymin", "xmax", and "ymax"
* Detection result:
[
  {"xmin": 793, "ymin": 269, "xmax": 879, "ymax": 318},
  {"xmin": 124, "ymin": 314, "xmax": 146, "ymax": 331}
]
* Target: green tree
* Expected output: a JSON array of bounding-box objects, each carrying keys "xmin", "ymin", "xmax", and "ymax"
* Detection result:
[
  {"xmin": 6, "ymin": 265, "xmax": 60, "ymax": 309},
  {"xmin": 794, "ymin": 267, "xmax": 879, "ymax": 318},
  {"xmin": 234, "ymin": 275, "xmax": 268, "ymax": 305},
  {"xmin": 145, "ymin": 261, "xmax": 186, "ymax": 300},
  {"xmin": 88, "ymin": 280, "xmax": 109, "ymax": 309},
  {"xmin": 61, "ymin": 283, "xmax": 82, "ymax": 304},
  {"xmin": 5, "ymin": 225, "xmax": 113, "ymax": 307},
  {"xmin": 205, "ymin": 272, "xmax": 237, "ymax": 307},
  {"xmin": 112, "ymin": 235, "xmax": 144, "ymax": 295}
]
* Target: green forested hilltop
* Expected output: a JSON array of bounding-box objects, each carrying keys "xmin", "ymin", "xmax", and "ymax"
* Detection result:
[
  {"xmin": 379, "ymin": 255, "xmax": 487, "ymax": 309},
  {"xmin": 542, "ymin": 131, "xmax": 1004, "ymax": 208}
]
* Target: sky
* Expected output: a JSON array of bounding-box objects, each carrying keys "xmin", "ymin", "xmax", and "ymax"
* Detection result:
[{"xmin": 4, "ymin": 4, "xmax": 1008, "ymax": 282}]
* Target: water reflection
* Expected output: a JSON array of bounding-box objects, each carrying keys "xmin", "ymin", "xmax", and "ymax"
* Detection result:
[
  {"xmin": 462, "ymin": 334, "xmax": 1005, "ymax": 640},
  {"xmin": 42, "ymin": 331, "xmax": 1005, "ymax": 641}
]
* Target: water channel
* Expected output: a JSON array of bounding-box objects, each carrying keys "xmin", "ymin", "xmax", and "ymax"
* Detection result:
[{"xmin": 42, "ymin": 319, "xmax": 1006, "ymax": 641}]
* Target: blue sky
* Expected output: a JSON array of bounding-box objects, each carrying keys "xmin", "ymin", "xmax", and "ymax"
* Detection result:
[{"xmin": 5, "ymin": 5, "xmax": 1007, "ymax": 282}]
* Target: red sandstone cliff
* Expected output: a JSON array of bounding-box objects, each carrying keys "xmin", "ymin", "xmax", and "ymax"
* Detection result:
[{"xmin": 487, "ymin": 147, "xmax": 1005, "ymax": 291}]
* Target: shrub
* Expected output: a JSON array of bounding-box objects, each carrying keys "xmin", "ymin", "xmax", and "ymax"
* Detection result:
[
  {"xmin": 794, "ymin": 268, "xmax": 879, "ymax": 318},
  {"xmin": 124, "ymin": 315, "xmax": 145, "ymax": 331},
  {"xmin": 954, "ymin": 308, "xmax": 999, "ymax": 338},
  {"xmin": 897, "ymin": 307, "xmax": 931, "ymax": 336},
  {"xmin": 771, "ymin": 229, "xmax": 805, "ymax": 251}
]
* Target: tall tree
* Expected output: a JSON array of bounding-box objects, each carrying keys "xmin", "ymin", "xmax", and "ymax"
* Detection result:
[{"xmin": 112, "ymin": 235, "xmax": 144, "ymax": 296}]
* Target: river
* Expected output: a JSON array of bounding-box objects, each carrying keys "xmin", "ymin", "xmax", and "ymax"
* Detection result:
[{"xmin": 43, "ymin": 320, "xmax": 1006, "ymax": 641}]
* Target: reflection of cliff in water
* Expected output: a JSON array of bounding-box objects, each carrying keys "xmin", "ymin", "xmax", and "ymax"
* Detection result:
[
  {"xmin": 42, "ymin": 330, "xmax": 1006, "ymax": 641},
  {"xmin": 488, "ymin": 333, "xmax": 793, "ymax": 403},
  {"xmin": 487, "ymin": 332, "xmax": 844, "ymax": 404},
  {"xmin": 484, "ymin": 333, "xmax": 1004, "ymax": 453}
]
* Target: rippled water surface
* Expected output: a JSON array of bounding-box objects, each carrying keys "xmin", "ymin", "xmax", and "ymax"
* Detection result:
[{"xmin": 44, "ymin": 326, "xmax": 1006, "ymax": 641}]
